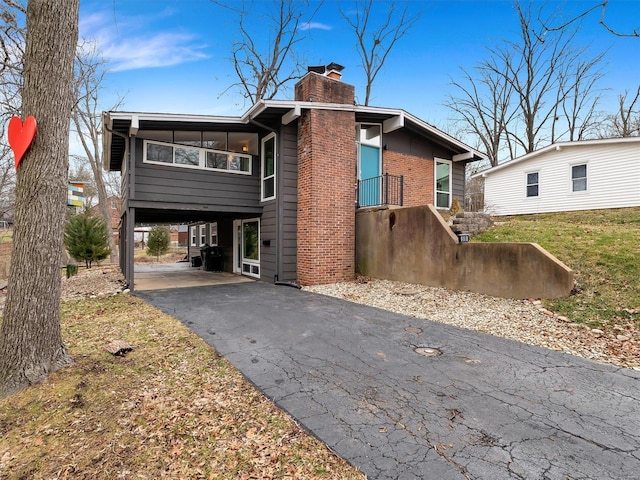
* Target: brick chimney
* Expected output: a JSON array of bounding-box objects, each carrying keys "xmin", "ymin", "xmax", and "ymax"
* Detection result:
[
  {"xmin": 296, "ymin": 66, "xmax": 357, "ymax": 285},
  {"xmin": 295, "ymin": 63, "xmax": 352, "ymax": 104}
]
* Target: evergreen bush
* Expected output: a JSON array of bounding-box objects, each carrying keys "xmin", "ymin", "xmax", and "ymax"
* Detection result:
[
  {"xmin": 64, "ymin": 212, "xmax": 111, "ymax": 268},
  {"xmin": 146, "ymin": 226, "xmax": 170, "ymax": 260}
]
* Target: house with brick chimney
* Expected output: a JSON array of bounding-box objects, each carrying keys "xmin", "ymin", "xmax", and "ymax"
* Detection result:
[{"xmin": 103, "ymin": 65, "xmax": 485, "ymax": 289}]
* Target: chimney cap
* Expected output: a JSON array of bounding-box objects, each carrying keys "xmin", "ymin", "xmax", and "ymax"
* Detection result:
[{"xmin": 307, "ymin": 62, "xmax": 345, "ymax": 75}]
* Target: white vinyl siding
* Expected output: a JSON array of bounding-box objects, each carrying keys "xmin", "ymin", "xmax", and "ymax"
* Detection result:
[{"xmin": 483, "ymin": 142, "xmax": 640, "ymax": 215}]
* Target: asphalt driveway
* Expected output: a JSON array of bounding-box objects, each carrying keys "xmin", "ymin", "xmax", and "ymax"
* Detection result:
[{"xmin": 137, "ymin": 282, "xmax": 640, "ymax": 480}]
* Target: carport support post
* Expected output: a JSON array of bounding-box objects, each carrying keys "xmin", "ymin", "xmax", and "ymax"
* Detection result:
[{"xmin": 126, "ymin": 207, "xmax": 135, "ymax": 290}]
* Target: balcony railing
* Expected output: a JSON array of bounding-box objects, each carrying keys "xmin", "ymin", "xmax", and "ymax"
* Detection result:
[{"xmin": 356, "ymin": 173, "xmax": 404, "ymax": 208}]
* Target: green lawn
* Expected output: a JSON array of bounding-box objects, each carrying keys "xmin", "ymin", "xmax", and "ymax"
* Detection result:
[{"xmin": 473, "ymin": 207, "xmax": 640, "ymax": 329}]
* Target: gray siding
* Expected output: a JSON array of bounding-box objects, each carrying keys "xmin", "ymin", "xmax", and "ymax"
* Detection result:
[
  {"xmin": 133, "ymin": 139, "xmax": 260, "ymax": 209},
  {"xmin": 260, "ymin": 202, "xmax": 277, "ymax": 281},
  {"xmin": 452, "ymin": 161, "xmax": 465, "ymax": 201},
  {"xmin": 278, "ymin": 124, "xmax": 298, "ymax": 282}
]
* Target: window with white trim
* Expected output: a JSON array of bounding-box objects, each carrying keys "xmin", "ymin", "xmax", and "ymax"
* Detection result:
[
  {"xmin": 143, "ymin": 140, "xmax": 252, "ymax": 175},
  {"xmin": 190, "ymin": 226, "xmax": 197, "ymax": 247},
  {"xmin": 209, "ymin": 223, "xmax": 218, "ymax": 246},
  {"xmin": 435, "ymin": 159, "xmax": 452, "ymax": 209},
  {"xmin": 261, "ymin": 133, "xmax": 276, "ymax": 201},
  {"xmin": 526, "ymin": 171, "xmax": 539, "ymax": 197},
  {"xmin": 572, "ymin": 164, "xmax": 587, "ymax": 192},
  {"xmin": 199, "ymin": 225, "xmax": 206, "ymax": 246}
]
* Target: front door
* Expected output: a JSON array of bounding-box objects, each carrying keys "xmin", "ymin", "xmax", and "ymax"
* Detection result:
[{"xmin": 358, "ymin": 124, "xmax": 382, "ymax": 206}]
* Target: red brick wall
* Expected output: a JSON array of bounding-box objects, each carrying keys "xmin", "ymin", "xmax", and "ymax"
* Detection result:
[
  {"xmin": 383, "ymin": 150, "xmax": 434, "ymax": 207},
  {"xmin": 296, "ymin": 73, "xmax": 357, "ymax": 285}
]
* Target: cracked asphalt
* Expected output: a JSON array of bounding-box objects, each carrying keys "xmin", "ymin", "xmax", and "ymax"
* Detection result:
[{"xmin": 137, "ymin": 282, "xmax": 640, "ymax": 480}]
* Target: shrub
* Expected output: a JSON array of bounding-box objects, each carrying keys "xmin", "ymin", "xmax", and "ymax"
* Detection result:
[
  {"xmin": 449, "ymin": 195, "xmax": 463, "ymax": 216},
  {"xmin": 146, "ymin": 226, "xmax": 170, "ymax": 260},
  {"xmin": 64, "ymin": 213, "xmax": 111, "ymax": 268}
]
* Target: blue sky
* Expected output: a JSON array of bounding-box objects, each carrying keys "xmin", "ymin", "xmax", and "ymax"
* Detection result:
[{"xmin": 79, "ymin": 0, "xmax": 640, "ymax": 130}]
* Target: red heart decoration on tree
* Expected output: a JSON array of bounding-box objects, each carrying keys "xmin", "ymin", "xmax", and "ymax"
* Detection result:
[{"xmin": 8, "ymin": 115, "xmax": 37, "ymax": 170}]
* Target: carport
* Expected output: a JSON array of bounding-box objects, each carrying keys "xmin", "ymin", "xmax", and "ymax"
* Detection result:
[{"xmin": 103, "ymin": 111, "xmax": 268, "ymax": 291}]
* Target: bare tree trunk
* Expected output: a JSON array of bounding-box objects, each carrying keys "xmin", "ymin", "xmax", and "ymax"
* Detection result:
[{"xmin": 0, "ymin": 0, "xmax": 79, "ymax": 398}]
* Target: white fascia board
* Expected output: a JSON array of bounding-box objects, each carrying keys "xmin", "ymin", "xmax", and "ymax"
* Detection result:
[
  {"xmin": 106, "ymin": 111, "xmax": 246, "ymax": 125},
  {"xmin": 102, "ymin": 111, "xmax": 113, "ymax": 170}
]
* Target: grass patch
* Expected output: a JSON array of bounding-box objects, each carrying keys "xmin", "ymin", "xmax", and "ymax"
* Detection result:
[
  {"xmin": 473, "ymin": 207, "xmax": 640, "ymax": 328},
  {"xmin": 0, "ymin": 295, "xmax": 363, "ymax": 479},
  {"xmin": 134, "ymin": 246, "xmax": 187, "ymax": 264}
]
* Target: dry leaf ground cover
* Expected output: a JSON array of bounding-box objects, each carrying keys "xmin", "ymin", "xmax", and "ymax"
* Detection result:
[{"xmin": 0, "ymin": 291, "xmax": 364, "ymax": 479}]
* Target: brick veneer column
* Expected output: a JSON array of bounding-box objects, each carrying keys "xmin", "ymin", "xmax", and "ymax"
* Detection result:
[
  {"xmin": 383, "ymin": 150, "xmax": 435, "ymax": 207},
  {"xmin": 296, "ymin": 73, "xmax": 356, "ymax": 285}
]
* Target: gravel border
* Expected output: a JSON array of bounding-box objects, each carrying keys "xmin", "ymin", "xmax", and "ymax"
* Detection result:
[{"xmin": 304, "ymin": 278, "xmax": 640, "ymax": 370}]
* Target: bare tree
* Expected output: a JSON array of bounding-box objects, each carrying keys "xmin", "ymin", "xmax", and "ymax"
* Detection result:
[
  {"xmin": 446, "ymin": 58, "xmax": 516, "ymax": 167},
  {"xmin": 0, "ymin": 0, "xmax": 79, "ymax": 398},
  {"xmin": 540, "ymin": 1, "xmax": 639, "ymax": 38},
  {"xmin": 448, "ymin": 2, "xmax": 606, "ymax": 163},
  {"xmin": 0, "ymin": 0, "xmax": 25, "ymax": 224},
  {"xmin": 557, "ymin": 54, "xmax": 607, "ymax": 141},
  {"xmin": 340, "ymin": 0, "xmax": 421, "ymax": 106},
  {"xmin": 601, "ymin": 87, "xmax": 640, "ymax": 137},
  {"xmin": 215, "ymin": 0, "xmax": 315, "ymax": 104},
  {"xmin": 71, "ymin": 41, "xmax": 121, "ymax": 263}
]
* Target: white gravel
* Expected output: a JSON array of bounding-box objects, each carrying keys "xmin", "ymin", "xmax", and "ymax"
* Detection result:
[{"xmin": 304, "ymin": 278, "xmax": 640, "ymax": 370}]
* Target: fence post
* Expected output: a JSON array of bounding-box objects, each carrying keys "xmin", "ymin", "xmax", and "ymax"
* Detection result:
[{"xmin": 384, "ymin": 173, "xmax": 389, "ymax": 206}]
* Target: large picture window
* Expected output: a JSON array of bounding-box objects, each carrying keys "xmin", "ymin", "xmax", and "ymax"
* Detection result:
[
  {"xmin": 526, "ymin": 172, "xmax": 539, "ymax": 197},
  {"xmin": 572, "ymin": 164, "xmax": 587, "ymax": 192},
  {"xmin": 143, "ymin": 140, "xmax": 252, "ymax": 175},
  {"xmin": 435, "ymin": 159, "xmax": 452, "ymax": 209},
  {"xmin": 261, "ymin": 133, "xmax": 276, "ymax": 201}
]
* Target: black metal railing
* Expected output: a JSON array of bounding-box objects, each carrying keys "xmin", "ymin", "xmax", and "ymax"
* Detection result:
[{"xmin": 356, "ymin": 173, "xmax": 404, "ymax": 208}]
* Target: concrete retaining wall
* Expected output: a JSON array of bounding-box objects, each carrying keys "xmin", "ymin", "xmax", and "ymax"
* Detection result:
[{"xmin": 356, "ymin": 205, "xmax": 574, "ymax": 299}]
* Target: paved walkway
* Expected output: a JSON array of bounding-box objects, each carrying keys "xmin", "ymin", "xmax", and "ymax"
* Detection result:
[{"xmin": 137, "ymin": 282, "xmax": 640, "ymax": 480}]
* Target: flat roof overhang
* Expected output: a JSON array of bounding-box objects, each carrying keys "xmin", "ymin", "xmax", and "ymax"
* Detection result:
[
  {"xmin": 129, "ymin": 200, "xmax": 263, "ymax": 224},
  {"xmin": 104, "ymin": 102, "xmax": 487, "ymax": 172}
]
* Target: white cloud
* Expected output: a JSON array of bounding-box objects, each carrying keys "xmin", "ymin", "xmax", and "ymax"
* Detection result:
[
  {"xmin": 80, "ymin": 10, "xmax": 210, "ymax": 72},
  {"xmin": 300, "ymin": 21, "xmax": 332, "ymax": 31}
]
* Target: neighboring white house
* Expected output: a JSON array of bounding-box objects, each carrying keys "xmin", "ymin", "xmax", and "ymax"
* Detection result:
[{"xmin": 475, "ymin": 137, "xmax": 640, "ymax": 215}]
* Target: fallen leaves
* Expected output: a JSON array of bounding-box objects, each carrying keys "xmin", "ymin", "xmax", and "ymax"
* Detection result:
[{"xmin": 0, "ymin": 291, "xmax": 364, "ymax": 479}]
